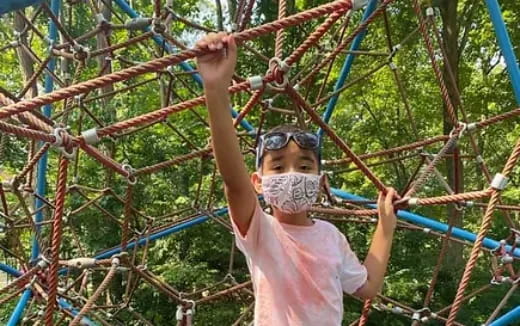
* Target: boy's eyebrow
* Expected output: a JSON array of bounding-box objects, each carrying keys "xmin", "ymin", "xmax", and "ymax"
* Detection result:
[
  {"xmin": 299, "ymin": 155, "xmax": 317, "ymax": 163},
  {"xmin": 267, "ymin": 155, "xmax": 284, "ymax": 163}
]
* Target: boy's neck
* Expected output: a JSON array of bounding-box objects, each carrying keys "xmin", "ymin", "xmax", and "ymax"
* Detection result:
[{"xmin": 272, "ymin": 209, "xmax": 314, "ymax": 226}]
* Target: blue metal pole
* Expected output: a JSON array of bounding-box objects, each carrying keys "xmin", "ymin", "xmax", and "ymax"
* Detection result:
[
  {"xmin": 0, "ymin": 0, "xmax": 44, "ymax": 15},
  {"xmin": 8, "ymin": 1, "xmax": 61, "ymax": 324},
  {"xmin": 0, "ymin": 263, "xmax": 23, "ymax": 277},
  {"xmin": 331, "ymin": 188, "xmax": 520, "ymax": 258},
  {"xmin": 489, "ymin": 306, "xmax": 520, "ymax": 326},
  {"xmin": 112, "ymin": 0, "xmax": 255, "ymax": 133},
  {"xmin": 0, "ymin": 264, "xmax": 98, "ymax": 325},
  {"xmin": 93, "ymin": 207, "xmax": 228, "ymax": 260},
  {"xmin": 7, "ymin": 289, "xmax": 32, "ymax": 326},
  {"xmin": 484, "ymin": 0, "xmax": 520, "ymax": 104},
  {"xmin": 32, "ymin": 0, "xmax": 60, "ymax": 261},
  {"xmin": 58, "ymin": 299, "xmax": 99, "ymax": 326},
  {"xmin": 317, "ymin": 0, "xmax": 378, "ymax": 141}
]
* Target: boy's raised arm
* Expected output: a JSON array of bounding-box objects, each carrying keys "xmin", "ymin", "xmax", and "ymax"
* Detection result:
[{"xmin": 196, "ymin": 32, "xmax": 258, "ymax": 236}]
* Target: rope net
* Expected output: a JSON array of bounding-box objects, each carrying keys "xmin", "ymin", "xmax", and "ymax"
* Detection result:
[{"xmin": 0, "ymin": 0, "xmax": 518, "ymax": 325}]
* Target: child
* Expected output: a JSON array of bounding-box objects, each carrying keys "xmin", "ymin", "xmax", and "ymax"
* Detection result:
[{"xmin": 196, "ymin": 32, "xmax": 397, "ymax": 326}]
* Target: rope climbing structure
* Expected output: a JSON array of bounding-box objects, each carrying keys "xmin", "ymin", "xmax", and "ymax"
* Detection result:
[{"xmin": 0, "ymin": 0, "xmax": 519, "ymax": 325}]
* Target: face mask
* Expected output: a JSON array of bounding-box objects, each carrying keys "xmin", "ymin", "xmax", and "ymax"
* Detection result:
[{"xmin": 261, "ymin": 172, "xmax": 321, "ymax": 214}]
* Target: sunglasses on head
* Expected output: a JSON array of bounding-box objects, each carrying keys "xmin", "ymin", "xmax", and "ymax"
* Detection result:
[{"xmin": 256, "ymin": 132, "xmax": 321, "ymax": 169}]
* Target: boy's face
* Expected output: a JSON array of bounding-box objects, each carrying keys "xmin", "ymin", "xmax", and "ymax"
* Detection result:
[{"xmin": 251, "ymin": 140, "xmax": 320, "ymax": 193}]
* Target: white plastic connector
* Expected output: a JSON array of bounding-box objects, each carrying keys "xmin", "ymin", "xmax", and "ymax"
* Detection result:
[
  {"xmin": 95, "ymin": 13, "xmax": 106, "ymax": 24},
  {"xmin": 412, "ymin": 312, "xmax": 421, "ymax": 320},
  {"xmin": 421, "ymin": 317, "xmax": 429, "ymax": 322},
  {"xmin": 491, "ymin": 173, "xmax": 508, "ymax": 190},
  {"xmin": 81, "ymin": 128, "xmax": 100, "ymax": 145},
  {"xmin": 467, "ymin": 122, "xmax": 477, "ymax": 131},
  {"xmin": 501, "ymin": 254, "xmax": 513, "ymax": 264},
  {"xmin": 37, "ymin": 259, "xmax": 49, "ymax": 269},
  {"xmin": 248, "ymin": 75, "xmax": 264, "ymax": 91},
  {"xmin": 423, "ymin": 228, "xmax": 432, "ymax": 234},
  {"xmin": 389, "ymin": 62, "xmax": 398, "ymax": 70},
  {"xmin": 352, "ymin": 0, "xmax": 369, "ymax": 11},
  {"xmin": 269, "ymin": 57, "xmax": 291, "ymax": 73},
  {"xmin": 476, "ymin": 155, "xmax": 484, "ymax": 164},
  {"xmin": 52, "ymin": 128, "xmax": 65, "ymax": 146},
  {"xmin": 176, "ymin": 306, "xmax": 184, "ymax": 320},
  {"xmin": 391, "ymin": 306, "xmax": 404, "ymax": 314},
  {"xmin": 67, "ymin": 257, "xmax": 97, "ymax": 269},
  {"xmin": 465, "ymin": 200, "xmax": 474, "ymax": 208},
  {"xmin": 122, "ymin": 164, "xmax": 137, "ymax": 185},
  {"xmin": 408, "ymin": 197, "xmax": 419, "ymax": 206},
  {"xmin": 426, "ymin": 7, "xmax": 435, "ymax": 17}
]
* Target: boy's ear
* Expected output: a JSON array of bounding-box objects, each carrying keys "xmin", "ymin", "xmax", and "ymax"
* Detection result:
[{"xmin": 251, "ymin": 172, "xmax": 263, "ymax": 194}]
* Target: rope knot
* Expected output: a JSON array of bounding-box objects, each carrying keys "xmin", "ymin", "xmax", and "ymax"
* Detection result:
[
  {"xmin": 52, "ymin": 127, "xmax": 76, "ymax": 159},
  {"xmin": 267, "ymin": 57, "xmax": 291, "ymax": 90}
]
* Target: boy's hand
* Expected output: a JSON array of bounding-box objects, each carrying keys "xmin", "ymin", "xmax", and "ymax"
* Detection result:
[
  {"xmin": 195, "ymin": 32, "xmax": 237, "ymax": 88},
  {"xmin": 377, "ymin": 188, "xmax": 398, "ymax": 235}
]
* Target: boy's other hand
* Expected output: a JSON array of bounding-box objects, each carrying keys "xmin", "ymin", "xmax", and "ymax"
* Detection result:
[
  {"xmin": 377, "ymin": 188, "xmax": 397, "ymax": 235},
  {"xmin": 196, "ymin": 32, "xmax": 237, "ymax": 88}
]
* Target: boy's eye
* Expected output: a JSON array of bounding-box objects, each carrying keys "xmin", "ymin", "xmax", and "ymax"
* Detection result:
[
  {"xmin": 273, "ymin": 165, "xmax": 283, "ymax": 171},
  {"xmin": 300, "ymin": 165, "xmax": 311, "ymax": 171}
]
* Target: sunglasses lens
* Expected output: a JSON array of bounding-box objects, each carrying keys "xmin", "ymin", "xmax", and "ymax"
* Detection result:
[
  {"xmin": 264, "ymin": 133, "xmax": 288, "ymax": 150},
  {"xmin": 294, "ymin": 133, "xmax": 319, "ymax": 149}
]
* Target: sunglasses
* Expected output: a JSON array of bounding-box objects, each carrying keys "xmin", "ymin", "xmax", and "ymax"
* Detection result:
[{"xmin": 256, "ymin": 132, "xmax": 321, "ymax": 169}]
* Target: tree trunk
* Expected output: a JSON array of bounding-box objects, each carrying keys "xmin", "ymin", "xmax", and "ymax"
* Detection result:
[
  {"xmin": 14, "ymin": 11, "xmax": 37, "ymax": 99},
  {"xmin": 439, "ymin": 0, "xmax": 464, "ymax": 277},
  {"xmin": 96, "ymin": 0, "xmax": 117, "ymax": 186}
]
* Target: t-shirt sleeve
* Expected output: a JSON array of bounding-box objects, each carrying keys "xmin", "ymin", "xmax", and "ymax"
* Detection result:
[
  {"xmin": 230, "ymin": 201, "xmax": 266, "ymax": 256},
  {"xmin": 339, "ymin": 234, "xmax": 368, "ymax": 294}
]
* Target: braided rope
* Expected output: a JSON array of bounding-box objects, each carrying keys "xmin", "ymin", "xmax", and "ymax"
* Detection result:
[
  {"xmin": 285, "ymin": 10, "xmax": 346, "ymax": 67},
  {"xmin": 69, "ymin": 258, "xmax": 119, "ymax": 326},
  {"xmin": 0, "ymin": 0, "xmax": 351, "ymax": 121},
  {"xmin": 286, "ymin": 85, "xmax": 387, "ymax": 192},
  {"xmin": 121, "ymin": 183, "xmax": 134, "ymax": 251},
  {"xmin": 358, "ymin": 299, "xmax": 372, "ymax": 326},
  {"xmin": 412, "ymin": 0, "xmax": 458, "ymax": 126},
  {"xmin": 299, "ymin": 0, "xmax": 395, "ymax": 86},
  {"xmin": 275, "ymin": 0, "xmax": 287, "ymax": 58},
  {"xmin": 446, "ymin": 138, "xmax": 520, "ymax": 324},
  {"xmin": 16, "ymin": 143, "xmax": 51, "ymax": 182},
  {"xmin": 44, "ymin": 156, "xmax": 69, "ymax": 326}
]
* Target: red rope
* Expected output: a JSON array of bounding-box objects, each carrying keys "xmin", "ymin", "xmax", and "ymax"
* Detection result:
[
  {"xmin": 44, "ymin": 156, "xmax": 69, "ymax": 326},
  {"xmin": 446, "ymin": 138, "xmax": 520, "ymax": 324},
  {"xmin": 285, "ymin": 85, "xmax": 387, "ymax": 192},
  {"xmin": 0, "ymin": 0, "xmax": 351, "ymax": 121}
]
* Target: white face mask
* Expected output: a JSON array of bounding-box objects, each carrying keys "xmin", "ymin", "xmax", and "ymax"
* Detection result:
[{"xmin": 261, "ymin": 172, "xmax": 321, "ymax": 214}]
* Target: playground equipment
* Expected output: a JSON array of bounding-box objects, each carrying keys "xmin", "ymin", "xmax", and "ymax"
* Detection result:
[{"xmin": 0, "ymin": 0, "xmax": 519, "ymax": 324}]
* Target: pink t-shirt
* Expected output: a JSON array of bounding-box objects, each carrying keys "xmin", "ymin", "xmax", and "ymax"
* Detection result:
[{"xmin": 231, "ymin": 203, "xmax": 367, "ymax": 326}]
